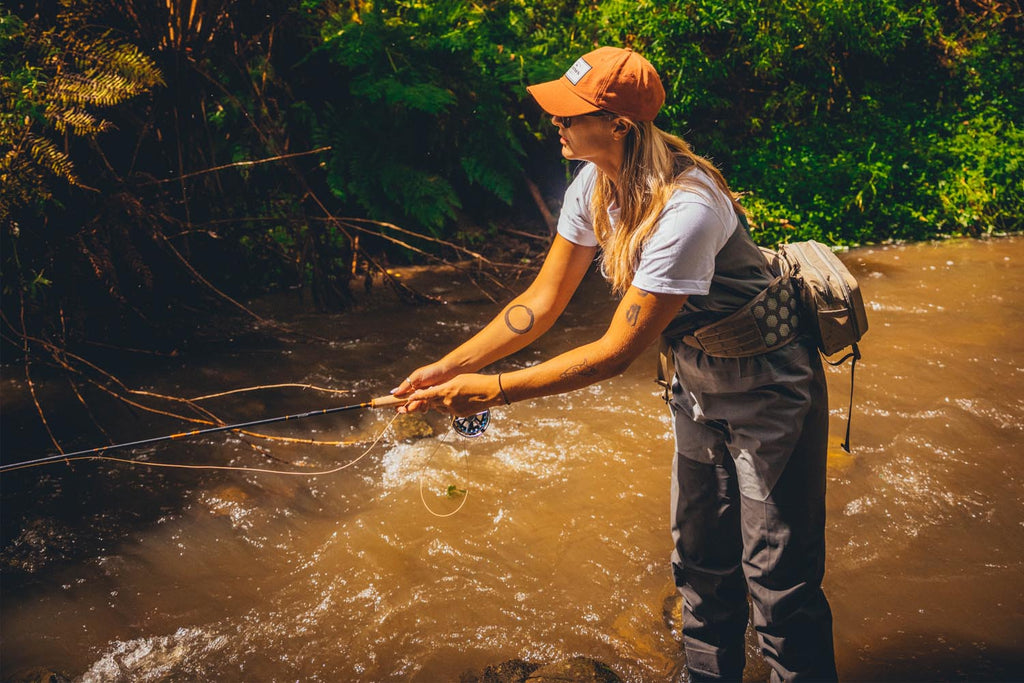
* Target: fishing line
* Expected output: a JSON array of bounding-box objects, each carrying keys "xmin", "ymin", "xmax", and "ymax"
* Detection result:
[
  {"xmin": 0, "ymin": 395, "xmax": 490, "ymax": 473},
  {"xmin": 416, "ymin": 406, "xmax": 490, "ymax": 517},
  {"xmin": 188, "ymin": 383, "xmax": 349, "ymax": 401},
  {"xmin": 418, "ymin": 429, "xmax": 471, "ymax": 518},
  {"xmin": 0, "ymin": 413, "xmax": 401, "ymax": 476},
  {"xmin": 5, "ymin": 413, "xmax": 476, "ymax": 517},
  {"xmin": 0, "ymin": 398, "xmax": 388, "ymax": 473},
  {"xmin": 1, "ymin": 393, "xmax": 490, "ymax": 517}
]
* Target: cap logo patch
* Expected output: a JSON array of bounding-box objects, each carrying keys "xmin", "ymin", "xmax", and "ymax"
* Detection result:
[{"xmin": 564, "ymin": 57, "xmax": 592, "ymax": 86}]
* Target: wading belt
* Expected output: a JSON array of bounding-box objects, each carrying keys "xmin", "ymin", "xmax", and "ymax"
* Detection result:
[
  {"xmin": 656, "ymin": 274, "xmax": 800, "ymax": 401},
  {"xmin": 683, "ymin": 275, "xmax": 800, "ymax": 357}
]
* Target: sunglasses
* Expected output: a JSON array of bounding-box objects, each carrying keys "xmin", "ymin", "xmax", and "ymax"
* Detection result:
[{"xmin": 555, "ymin": 111, "xmax": 610, "ymax": 129}]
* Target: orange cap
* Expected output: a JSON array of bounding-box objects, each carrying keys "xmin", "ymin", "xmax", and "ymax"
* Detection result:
[{"xmin": 527, "ymin": 47, "xmax": 665, "ymax": 122}]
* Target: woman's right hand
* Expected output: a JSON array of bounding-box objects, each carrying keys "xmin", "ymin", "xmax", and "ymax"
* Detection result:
[{"xmin": 391, "ymin": 361, "xmax": 459, "ymax": 413}]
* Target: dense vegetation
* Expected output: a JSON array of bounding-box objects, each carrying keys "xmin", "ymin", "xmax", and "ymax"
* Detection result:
[{"xmin": 2, "ymin": 0, "xmax": 1021, "ymax": 350}]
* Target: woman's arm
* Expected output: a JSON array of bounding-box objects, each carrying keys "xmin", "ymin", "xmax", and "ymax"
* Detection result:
[
  {"xmin": 393, "ymin": 235, "xmax": 598, "ymax": 404},
  {"xmin": 406, "ymin": 284, "xmax": 688, "ymax": 416}
]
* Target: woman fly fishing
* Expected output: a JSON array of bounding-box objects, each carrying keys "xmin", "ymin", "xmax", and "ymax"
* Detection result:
[{"xmin": 393, "ymin": 46, "xmax": 838, "ymax": 682}]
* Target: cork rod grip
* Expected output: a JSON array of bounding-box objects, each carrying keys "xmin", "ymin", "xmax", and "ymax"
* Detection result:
[{"xmin": 370, "ymin": 394, "xmax": 410, "ymax": 409}]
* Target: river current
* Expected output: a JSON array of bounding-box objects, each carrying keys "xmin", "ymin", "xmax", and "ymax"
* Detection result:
[{"xmin": 1, "ymin": 236, "xmax": 1022, "ymax": 681}]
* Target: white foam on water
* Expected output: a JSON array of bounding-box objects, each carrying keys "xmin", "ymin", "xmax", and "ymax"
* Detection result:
[
  {"xmin": 378, "ymin": 440, "xmax": 466, "ymax": 490},
  {"xmin": 80, "ymin": 627, "xmax": 228, "ymax": 682}
]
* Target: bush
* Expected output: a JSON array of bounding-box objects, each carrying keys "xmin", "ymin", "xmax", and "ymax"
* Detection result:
[{"xmin": 573, "ymin": 0, "xmax": 1023, "ymax": 246}]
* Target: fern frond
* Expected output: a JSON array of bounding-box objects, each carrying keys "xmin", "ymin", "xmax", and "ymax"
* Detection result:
[
  {"xmin": 460, "ymin": 155, "xmax": 515, "ymax": 205},
  {"xmin": 46, "ymin": 103, "xmax": 110, "ymax": 136},
  {"xmin": 27, "ymin": 135, "xmax": 78, "ymax": 184},
  {"xmin": 350, "ymin": 76, "xmax": 456, "ymax": 114},
  {"xmin": 0, "ymin": 5, "xmax": 161, "ymax": 219},
  {"xmin": 50, "ymin": 72, "xmax": 135, "ymax": 108},
  {"xmin": 84, "ymin": 39, "xmax": 163, "ymax": 90},
  {"xmin": 59, "ymin": 30, "xmax": 163, "ymax": 94},
  {"xmin": 376, "ymin": 162, "xmax": 461, "ymax": 232}
]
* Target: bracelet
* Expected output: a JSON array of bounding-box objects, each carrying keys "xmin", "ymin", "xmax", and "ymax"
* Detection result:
[{"xmin": 496, "ymin": 373, "xmax": 511, "ymax": 405}]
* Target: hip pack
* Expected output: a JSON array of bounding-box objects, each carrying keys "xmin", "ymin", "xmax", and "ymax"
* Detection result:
[
  {"xmin": 777, "ymin": 240, "xmax": 868, "ymax": 357},
  {"xmin": 777, "ymin": 240, "xmax": 868, "ymax": 452},
  {"xmin": 657, "ymin": 238, "xmax": 869, "ymax": 452}
]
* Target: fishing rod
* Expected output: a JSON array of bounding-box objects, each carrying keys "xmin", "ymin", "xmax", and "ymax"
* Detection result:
[{"xmin": 0, "ymin": 395, "xmax": 491, "ymax": 474}]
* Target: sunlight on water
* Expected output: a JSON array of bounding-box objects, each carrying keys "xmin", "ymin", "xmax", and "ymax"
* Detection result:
[{"xmin": 1, "ymin": 237, "xmax": 1022, "ymax": 682}]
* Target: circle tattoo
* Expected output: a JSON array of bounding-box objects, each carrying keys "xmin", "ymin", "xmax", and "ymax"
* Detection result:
[{"xmin": 504, "ymin": 304, "xmax": 535, "ymax": 335}]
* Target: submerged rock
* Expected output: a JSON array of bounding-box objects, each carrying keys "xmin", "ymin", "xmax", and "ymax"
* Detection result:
[
  {"xmin": 528, "ymin": 657, "xmax": 623, "ymax": 682},
  {"xmin": 460, "ymin": 657, "xmax": 622, "ymax": 683},
  {"xmin": 203, "ymin": 484, "xmax": 250, "ymax": 516},
  {"xmin": 0, "ymin": 517, "xmax": 78, "ymax": 574},
  {"xmin": 389, "ymin": 412, "xmax": 435, "ymax": 441},
  {"xmin": 662, "ymin": 591, "xmax": 684, "ymax": 642},
  {"xmin": 3, "ymin": 667, "xmax": 72, "ymax": 683},
  {"xmin": 460, "ymin": 658, "xmax": 538, "ymax": 683}
]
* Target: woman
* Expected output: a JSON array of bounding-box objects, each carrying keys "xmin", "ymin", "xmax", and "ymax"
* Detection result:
[{"xmin": 393, "ymin": 46, "xmax": 838, "ymax": 682}]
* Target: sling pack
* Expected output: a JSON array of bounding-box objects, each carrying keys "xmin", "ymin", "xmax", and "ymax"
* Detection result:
[{"xmin": 657, "ymin": 238, "xmax": 868, "ymax": 452}]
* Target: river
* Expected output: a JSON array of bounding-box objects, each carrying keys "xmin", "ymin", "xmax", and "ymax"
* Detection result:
[{"xmin": 1, "ymin": 236, "xmax": 1022, "ymax": 681}]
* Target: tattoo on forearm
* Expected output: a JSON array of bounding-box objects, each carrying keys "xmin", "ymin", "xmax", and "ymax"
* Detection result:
[
  {"xmin": 560, "ymin": 358, "xmax": 599, "ymax": 379},
  {"xmin": 625, "ymin": 303, "xmax": 641, "ymax": 327},
  {"xmin": 637, "ymin": 290, "xmax": 650, "ymax": 297},
  {"xmin": 504, "ymin": 304, "xmax": 535, "ymax": 335}
]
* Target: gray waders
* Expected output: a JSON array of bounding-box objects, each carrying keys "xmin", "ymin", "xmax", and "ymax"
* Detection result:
[{"xmin": 668, "ymin": 337, "xmax": 838, "ymax": 682}]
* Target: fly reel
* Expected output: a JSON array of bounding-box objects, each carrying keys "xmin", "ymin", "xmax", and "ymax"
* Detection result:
[{"xmin": 451, "ymin": 410, "xmax": 490, "ymax": 438}]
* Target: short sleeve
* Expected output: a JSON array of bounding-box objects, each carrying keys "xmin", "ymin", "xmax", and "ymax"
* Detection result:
[
  {"xmin": 630, "ymin": 198, "xmax": 737, "ymax": 296},
  {"xmin": 555, "ymin": 164, "xmax": 600, "ymax": 247}
]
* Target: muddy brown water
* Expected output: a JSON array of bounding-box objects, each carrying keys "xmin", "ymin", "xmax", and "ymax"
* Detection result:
[{"xmin": 1, "ymin": 237, "xmax": 1022, "ymax": 681}]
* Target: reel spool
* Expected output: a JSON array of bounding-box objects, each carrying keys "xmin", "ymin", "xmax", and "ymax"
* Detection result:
[{"xmin": 451, "ymin": 410, "xmax": 490, "ymax": 438}]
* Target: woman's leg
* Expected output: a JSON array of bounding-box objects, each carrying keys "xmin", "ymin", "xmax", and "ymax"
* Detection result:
[
  {"xmin": 670, "ymin": 418, "xmax": 749, "ymax": 680},
  {"xmin": 730, "ymin": 355, "xmax": 838, "ymax": 682}
]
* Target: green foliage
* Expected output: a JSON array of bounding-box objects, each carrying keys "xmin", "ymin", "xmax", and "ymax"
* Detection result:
[
  {"xmin": 312, "ymin": 0, "xmax": 552, "ymax": 233},
  {"xmin": 726, "ymin": 4, "xmax": 1023, "ymax": 245},
  {"xmin": 929, "ymin": 112, "xmax": 1024, "ymax": 235},
  {"xmin": 579, "ymin": 0, "xmax": 1022, "ymax": 246}
]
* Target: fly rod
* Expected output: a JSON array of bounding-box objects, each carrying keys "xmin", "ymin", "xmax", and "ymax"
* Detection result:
[
  {"xmin": 0, "ymin": 394, "xmax": 492, "ymax": 475},
  {"xmin": 0, "ymin": 394, "xmax": 408, "ymax": 473}
]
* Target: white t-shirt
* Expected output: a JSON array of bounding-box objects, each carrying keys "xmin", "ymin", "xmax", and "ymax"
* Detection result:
[{"xmin": 556, "ymin": 162, "xmax": 738, "ymax": 295}]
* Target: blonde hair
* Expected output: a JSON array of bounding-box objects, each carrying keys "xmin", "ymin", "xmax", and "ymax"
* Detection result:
[{"xmin": 591, "ymin": 120, "xmax": 745, "ymax": 295}]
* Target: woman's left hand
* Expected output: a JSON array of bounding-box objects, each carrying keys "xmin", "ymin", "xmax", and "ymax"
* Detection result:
[{"xmin": 403, "ymin": 373, "xmax": 502, "ymax": 417}]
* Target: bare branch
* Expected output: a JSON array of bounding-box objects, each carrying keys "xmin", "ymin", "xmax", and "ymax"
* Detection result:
[
  {"xmin": 17, "ymin": 291, "xmax": 62, "ymax": 453},
  {"xmin": 140, "ymin": 146, "xmax": 333, "ymax": 186},
  {"xmin": 157, "ymin": 232, "xmax": 270, "ymax": 324},
  {"xmin": 190, "ymin": 383, "xmax": 351, "ymax": 401}
]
